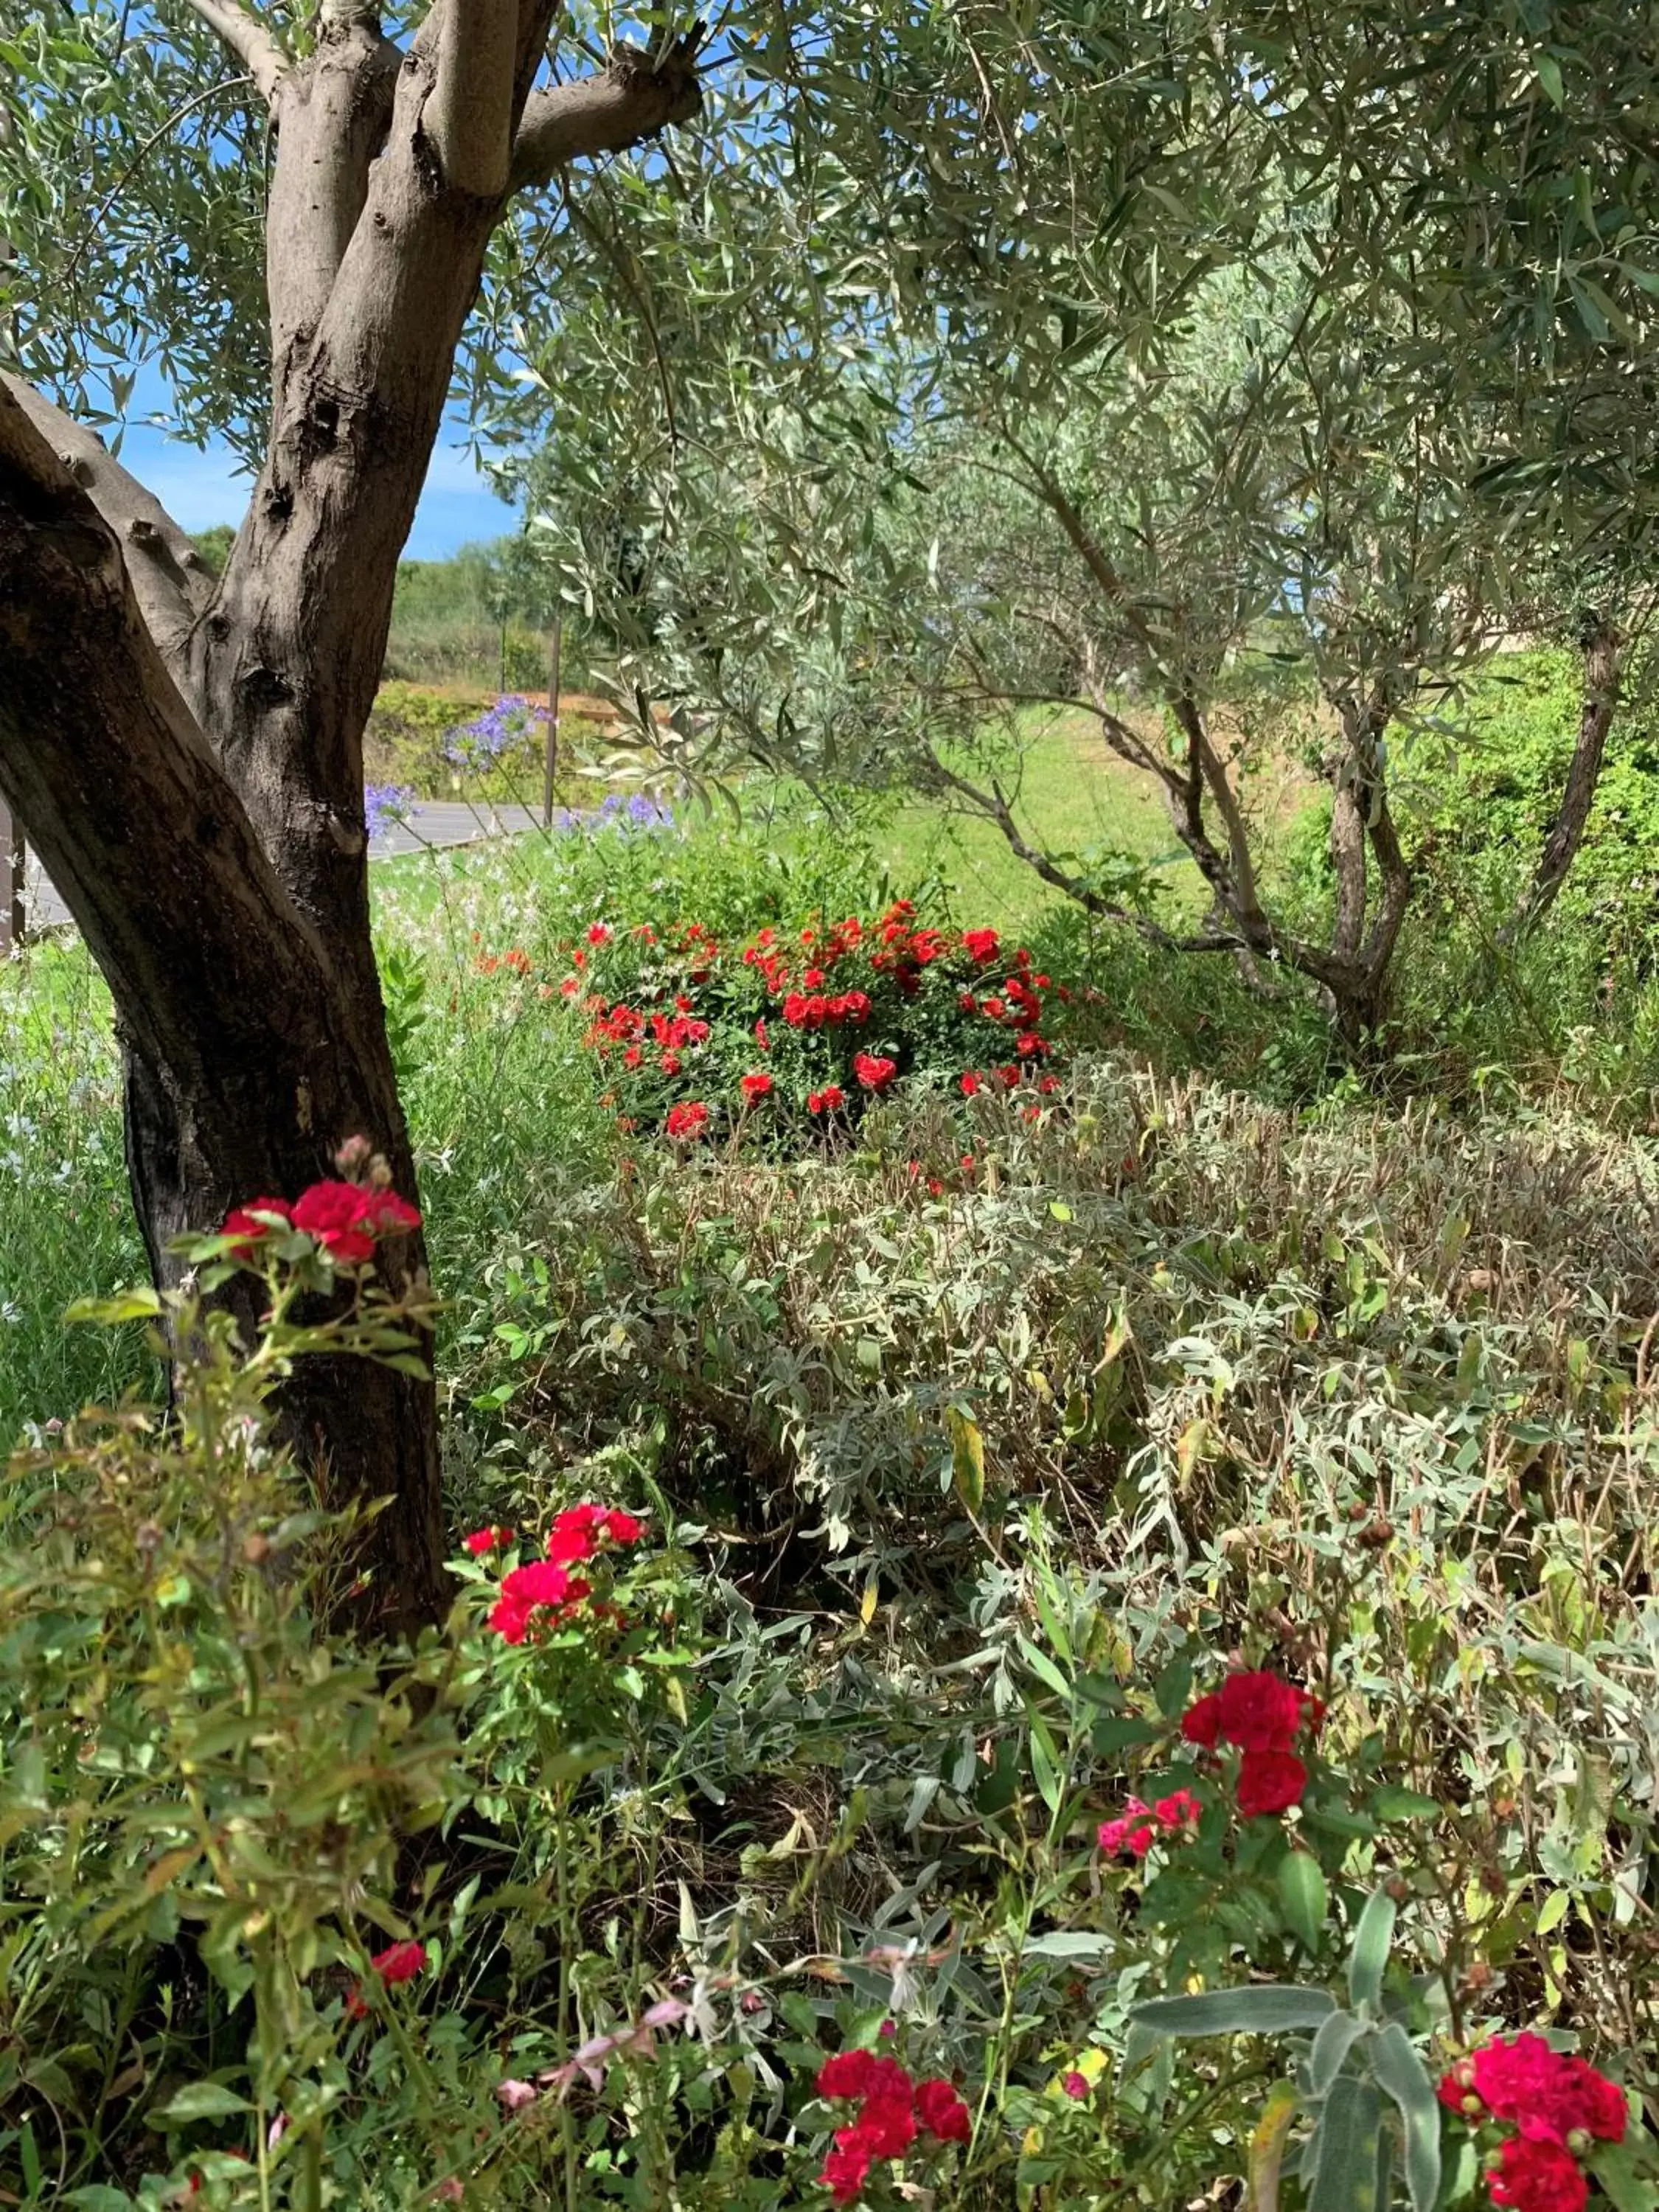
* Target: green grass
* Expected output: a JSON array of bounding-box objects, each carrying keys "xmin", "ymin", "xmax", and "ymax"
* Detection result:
[
  {"xmin": 873, "ymin": 706, "xmax": 1207, "ymax": 932},
  {"xmin": 0, "ymin": 942, "xmax": 152, "ymax": 1441}
]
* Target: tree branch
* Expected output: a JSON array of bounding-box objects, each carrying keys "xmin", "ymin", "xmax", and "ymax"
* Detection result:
[
  {"xmin": 0, "ymin": 383, "xmax": 331, "ymax": 1081},
  {"xmin": 510, "ymin": 29, "xmax": 705, "ymax": 189},
  {"xmin": 177, "ymin": 0, "xmax": 288, "ymax": 102},
  {"xmin": 262, "ymin": 15, "xmax": 401, "ymax": 379},
  {"xmin": 1512, "ymin": 617, "xmax": 1621, "ymax": 936},
  {"xmin": 428, "ymin": 0, "xmax": 520, "ymax": 197},
  {"xmin": 0, "ymin": 372, "xmax": 215, "ymax": 672},
  {"xmin": 920, "ymin": 745, "xmax": 1244, "ymax": 957}
]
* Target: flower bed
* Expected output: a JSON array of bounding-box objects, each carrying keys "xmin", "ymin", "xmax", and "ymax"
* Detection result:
[{"xmin": 526, "ymin": 902, "xmax": 1074, "ymax": 1141}]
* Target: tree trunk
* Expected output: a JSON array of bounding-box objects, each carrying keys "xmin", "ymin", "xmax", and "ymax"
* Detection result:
[
  {"xmin": 1512, "ymin": 617, "xmax": 1621, "ymax": 936},
  {"xmin": 0, "ymin": 2, "xmax": 703, "ymax": 1633},
  {"xmin": 0, "ymin": 383, "xmax": 445, "ymax": 1631}
]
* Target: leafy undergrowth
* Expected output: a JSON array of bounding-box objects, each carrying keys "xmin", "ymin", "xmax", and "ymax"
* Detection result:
[
  {"xmin": 7, "ymin": 800, "xmax": 1659, "ymax": 2208},
  {"xmin": 7, "ymin": 1062, "xmax": 1656, "ymax": 2207}
]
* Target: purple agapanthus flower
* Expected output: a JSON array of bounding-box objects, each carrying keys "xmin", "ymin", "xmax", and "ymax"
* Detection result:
[
  {"xmin": 543, "ymin": 793, "xmax": 673, "ymax": 835},
  {"xmin": 442, "ymin": 695, "xmax": 549, "ymax": 773},
  {"xmin": 365, "ymin": 783, "xmax": 416, "ymax": 840}
]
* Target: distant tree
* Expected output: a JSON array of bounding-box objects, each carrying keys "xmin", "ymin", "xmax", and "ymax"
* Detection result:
[{"xmin": 189, "ymin": 521, "xmax": 237, "ymax": 575}]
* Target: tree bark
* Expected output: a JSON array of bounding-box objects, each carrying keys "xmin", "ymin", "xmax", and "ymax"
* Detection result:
[
  {"xmin": 1512, "ymin": 618, "xmax": 1621, "ymax": 936},
  {"xmin": 0, "ymin": 1, "xmax": 705, "ymax": 1632}
]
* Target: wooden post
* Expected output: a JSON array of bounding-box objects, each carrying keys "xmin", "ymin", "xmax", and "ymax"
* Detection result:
[
  {"xmin": 0, "ymin": 799, "xmax": 22, "ymax": 956},
  {"xmin": 542, "ymin": 613, "xmax": 563, "ymax": 828}
]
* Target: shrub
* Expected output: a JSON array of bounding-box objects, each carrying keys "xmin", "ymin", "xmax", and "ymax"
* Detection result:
[{"xmin": 552, "ymin": 902, "xmax": 1069, "ymax": 1144}]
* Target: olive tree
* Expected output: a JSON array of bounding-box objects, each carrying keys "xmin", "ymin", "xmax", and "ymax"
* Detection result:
[
  {"xmin": 0, "ymin": 0, "xmax": 703, "ymax": 1629},
  {"xmin": 502, "ymin": 0, "xmax": 1659, "ymax": 1037}
]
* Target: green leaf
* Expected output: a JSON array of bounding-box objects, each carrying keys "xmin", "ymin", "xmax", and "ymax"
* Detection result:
[
  {"xmin": 64, "ymin": 1288, "xmax": 162, "ymax": 1326},
  {"xmin": 1278, "ymin": 1851, "xmax": 1328, "ymax": 1953},
  {"xmin": 1027, "ymin": 1705, "xmax": 1063, "ymax": 1814},
  {"xmin": 152, "ymin": 2082, "xmax": 253, "ymax": 2124},
  {"xmin": 1534, "ymin": 52, "xmax": 1565, "ymax": 107},
  {"xmin": 1017, "ymin": 1633, "xmax": 1073, "ymax": 1703},
  {"xmin": 1025, "ymin": 1931, "xmax": 1113, "ymax": 1958},
  {"xmin": 947, "ymin": 1404, "xmax": 985, "ymax": 1515},
  {"xmin": 1308, "ymin": 2075, "xmax": 1383, "ymax": 2212},
  {"xmin": 1307, "ymin": 2011, "xmax": 1368, "ymax": 2096},
  {"xmin": 1249, "ymin": 2081, "xmax": 1299, "ymax": 2212},
  {"xmin": 1346, "ymin": 1888, "xmax": 1397, "ymax": 2013},
  {"xmin": 1587, "ymin": 2137, "xmax": 1659, "ymax": 2212},
  {"xmin": 1366, "ymin": 2023, "xmax": 1441, "ymax": 2212},
  {"xmin": 1370, "ymin": 1786, "xmax": 1440, "ymax": 1823},
  {"xmin": 1132, "ymin": 1986, "xmax": 1335, "ymax": 2038}
]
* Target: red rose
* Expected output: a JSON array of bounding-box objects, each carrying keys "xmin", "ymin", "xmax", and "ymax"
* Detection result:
[
  {"xmin": 372, "ymin": 1939, "xmax": 427, "ymax": 1985},
  {"xmin": 462, "ymin": 1526, "xmax": 513, "ymax": 1555},
  {"xmin": 740, "ymin": 1071, "xmax": 773, "ymax": 1103},
  {"xmin": 602, "ymin": 1509, "xmax": 646, "ymax": 1544},
  {"xmin": 1439, "ymin": 2059, "xmax": 1484, "ymax": 2121},
  {"xmin": 361, "ymin": 1188, "xmax": 421, "ymax": 1238},
  {"xmin": 817, "ymin": 2051, "xmax": 877, "ymax": 2101},
  {"xmin": 1487, "ymin": 2137, "xmax": 1588, "ymax": 2212},
  {"xmin": 665, "ymin": 1101, "xmax": 709, "ymax": 1140},
  {"xmin": 959, "ymin": 1071, "xmax": 982, "ymax": 1096},
  {"xmin": 914, "ymin": 2077, "xmax": 970, "ymax": 2143},
  {"xmin": 1234, "ymin": 1747, "xmax": 1307, "ymax": 1818},
  {"xmin": 1217, "ymin": 1670, "xmax": 1307, "ymax": 1751},
  {"xmin": 488, "ymin": 1560, "xmax": 590, "ymax": 1642},
  {"xmin": 854, "ymin": 1052, "xmax": 897, "ymax": 1091},
  {"xmin": 291, "ymin": 1180, "xmax": 376, "ymax": 1262},
  {"xmin": 1180, "ymin": 1691, "xmax": 1224, "ymax": 1746},
  {"xmin": 962, "ymin": 928, "xmax": 1000, "ymax": 964},
  {"xmin": 853, "ymin": 2093, "xmax": 916, "ymax": 2158},
  {"xmin": 819, "ymin": 2135, "xmax": 873, "ymax": 2206},
  {"xmin": 1471, "ymin": 2035, "xmax": 1627, "ymax": 2149}
]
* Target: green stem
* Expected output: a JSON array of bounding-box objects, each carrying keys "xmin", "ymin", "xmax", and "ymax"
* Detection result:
[{"xmin": 555, "ymin": 1783, "xmax": 578, "ymax": 2212}]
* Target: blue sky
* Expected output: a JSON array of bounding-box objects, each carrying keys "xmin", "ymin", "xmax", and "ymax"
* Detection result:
[{"xmin": 116, "ymin": 366, "xmax": 521, "ymax": 559}]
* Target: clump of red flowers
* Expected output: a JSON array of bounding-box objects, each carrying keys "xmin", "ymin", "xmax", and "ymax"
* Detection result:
[
  {"xmin": 559, "ymin": 900, "xmax": 1071, "ymax": 1142},
  {"xmin": 463, "ymin": 1525, "xmax": 514, "ymax": 1556},
  {"xmin": 220, "ymin": 1141, "xmax": 422, "ymax": 1268},
  {"xmin": 1098, "ymin": 1787, "xmax": 1201, "ymax": 1859},
  {"xmin": 485, "ymin": 1503, "xmax": 646, "ymax": 1644},
  {"xmin": 1180, "ymin": 1669, "xmax": 1321, "ymax": 1818},
  {"xmin": 1439, "ymin": 2034, "xmax": 1626, "ymax": 2212},
  {"xmin": 815, "ymin": 2051, "xmax": 971, "ymax": 2204}
]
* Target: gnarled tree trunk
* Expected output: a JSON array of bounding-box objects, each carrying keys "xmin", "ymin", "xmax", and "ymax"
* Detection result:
[{"xmin": 0, "ymin": 0, "xmax": 700, "ymax": 1635}]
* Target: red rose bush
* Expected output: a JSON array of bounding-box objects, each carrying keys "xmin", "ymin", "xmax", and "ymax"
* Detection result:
[{"xmin": 521, "ymin": 902, "xmax": 1074, "ymax": 1145}]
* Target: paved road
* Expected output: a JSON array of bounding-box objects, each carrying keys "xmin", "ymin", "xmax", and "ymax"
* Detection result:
[{"xmin": 21, "ymin": 801, "xmax": 552, "ymax": 933}]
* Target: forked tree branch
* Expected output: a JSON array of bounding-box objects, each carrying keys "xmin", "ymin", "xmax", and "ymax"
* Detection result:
[
  {"xmin": 0, "ymin": 372, "xmax": 215, "ymax": 671},
  {"xmin": 510, "ymin": 29, "xmax": 706, "ymax": 188},
  {"xmin": 920, "ymin": 743, "xmax": 1245, "ymax": 957},
  {"xmin": 177, "ymin": 0, "xmax": 288, "ymax": 102}
]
